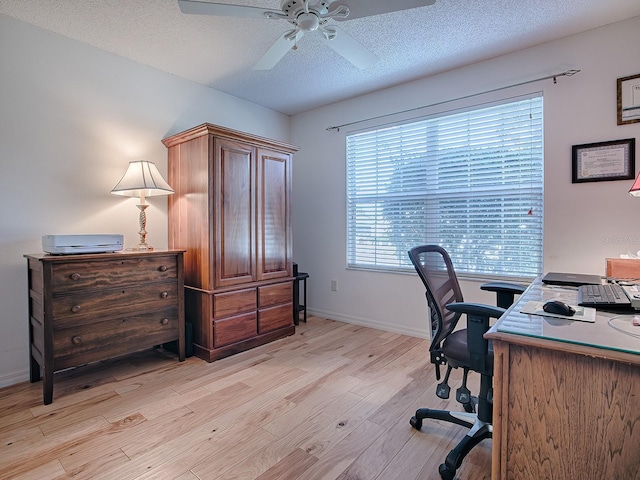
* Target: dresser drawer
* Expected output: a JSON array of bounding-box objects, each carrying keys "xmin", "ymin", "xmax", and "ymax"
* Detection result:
[
  {"xmin": 213, "ymin": 288, "xmax": 257, "ymax": 318},
  {"xmin": 258, "ymin": 303, "xmax": 292, "ymax": 334},
  {"xmin": 213, "ymin": 312, "xmax": 257, "ymax": 347},
  {"xmin": 50, "ymin": 255, "xmax": 178, "ymax": 293},
  {"xmin": 52, "ymin": 307, "xmax": 179, "ymax": 359},
  {"xmin": 52, "ymin": 282, "xmax": 178, "ymax": 328},
  {"xmin": 258, "ymin": 281, "xmax": 292, "ymax": 308}
]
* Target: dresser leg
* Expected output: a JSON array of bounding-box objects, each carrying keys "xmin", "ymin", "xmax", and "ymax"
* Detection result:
[
  {"xmin": 179, "ymin": 333, "xmax": 186, "ymax": 362},
  {"xmin": 29, "ymin": 355, "xmax": 41, "ymax": 382},
  {"xmin": 43, "ymin": 367, "xmax": 53, "ymax": 405}
]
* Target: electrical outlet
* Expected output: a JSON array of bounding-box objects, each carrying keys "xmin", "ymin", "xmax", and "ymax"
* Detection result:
[{"xmin": 331, "ymin": 279, "xmax": 338, "ymax": 292}]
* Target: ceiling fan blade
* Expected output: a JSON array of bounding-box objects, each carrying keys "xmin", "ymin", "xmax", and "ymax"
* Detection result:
[
  {"xmin": 330, "ymin": 0, "xmax": 436, "ymax": 21},
  {"xmin": 253, "ymin": 31, "xmax": 304, "ymax": 70},
  {"xmin": 178, "ymin": 0, "xmax": 281, "ymax": 19},
  {"xmin": 320, "ymin": 26, "xmax": 378, "ymax": 69}
]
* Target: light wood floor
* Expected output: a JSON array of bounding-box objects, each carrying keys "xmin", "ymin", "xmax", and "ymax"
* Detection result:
[{"xmin": 0, "ymin": 317, "xmax": 490, "ymax": 480}]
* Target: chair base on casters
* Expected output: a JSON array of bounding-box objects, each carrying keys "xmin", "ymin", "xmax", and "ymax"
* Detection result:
[{"xmin": 410, "ymin": 409, "xmax": 492, "ymax": 480}]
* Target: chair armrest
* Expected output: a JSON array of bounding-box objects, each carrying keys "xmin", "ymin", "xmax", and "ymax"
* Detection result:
[
  {"xmin": 480, "ymin": 281, "xmax": 526, "ymax": 295},
  {"xmin": 481, "ymin": 281, "xmax": 527, "ymax": 309},
  {"xmin": 445, "ymin": 302, "xmax": 506, "ymax": 319},
  {"xmin": 446, "ymin": 302, "xmax": 506, "ymax": 375}
]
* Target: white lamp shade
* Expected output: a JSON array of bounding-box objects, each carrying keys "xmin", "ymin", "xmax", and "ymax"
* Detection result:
[{"xmin": 111, "ymin": 161, "xmax": 174, "ymax": 198}]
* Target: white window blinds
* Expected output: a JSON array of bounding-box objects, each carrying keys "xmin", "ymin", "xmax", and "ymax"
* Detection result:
[{"xmin": 346, "ymin": 94, "xmax": 543, "ymax": 279}]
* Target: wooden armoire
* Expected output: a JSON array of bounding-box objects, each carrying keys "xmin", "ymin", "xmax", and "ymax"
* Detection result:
[{"xmin": 162, "ymin": 123, "xmax": 299, "ymax": 362}]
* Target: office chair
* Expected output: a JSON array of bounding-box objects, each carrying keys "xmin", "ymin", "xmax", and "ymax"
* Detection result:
[{"xmin": 407, "ymin": 245, "xmax": 525, "ymax": 480}]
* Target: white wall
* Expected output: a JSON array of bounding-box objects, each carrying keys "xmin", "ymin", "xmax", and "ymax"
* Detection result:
[
  {"xmin": 0, "ymin": 14, "xmax": 291, "ymax": 387},
  {"xmin": 290, "ymin": 16, "xmax": 640, "ymax": 338}
]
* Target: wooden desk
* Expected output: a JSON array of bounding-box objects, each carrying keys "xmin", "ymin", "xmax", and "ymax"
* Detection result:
[{"xmin": 485, "ymin": 279, "xmax": 640, "ymax": 479}]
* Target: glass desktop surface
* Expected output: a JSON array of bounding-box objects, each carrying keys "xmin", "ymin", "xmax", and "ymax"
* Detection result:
[{"xmin": 493, "ymin": 278, "xmax": 640, "ymax": 356}]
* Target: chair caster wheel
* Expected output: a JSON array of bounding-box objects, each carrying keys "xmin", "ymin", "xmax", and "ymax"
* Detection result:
[
  {"xmin": 439, "ymin": 463, "xmax": 455, "ymax": 480},
  {"xmin": 409, "ymin": 416, "xmax": 422, "ymax": 430}
]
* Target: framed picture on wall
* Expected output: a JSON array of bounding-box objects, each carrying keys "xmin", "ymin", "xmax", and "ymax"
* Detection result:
[
  {"xmin": 617, "ymin": 73, "xmax": 640, "ymax": 125},
  {"xmin": 572, "ymin": 138, "xmax": 636, "ymax": 183}
]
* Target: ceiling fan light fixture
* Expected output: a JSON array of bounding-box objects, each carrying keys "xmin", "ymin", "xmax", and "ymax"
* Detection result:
[{"xmin": 297, "ymin": 12, "xmax": 319, "ymax": 32}]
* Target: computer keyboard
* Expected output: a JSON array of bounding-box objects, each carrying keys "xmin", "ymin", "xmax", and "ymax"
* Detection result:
[{"xmin": 577, "ymin": 283, "xmax": 631, "ymax": 308}]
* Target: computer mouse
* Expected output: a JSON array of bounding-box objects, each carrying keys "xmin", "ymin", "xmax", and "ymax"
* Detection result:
[{"xmin": 542, "ymin": 300, "xmax": 576, "ymax": 316}]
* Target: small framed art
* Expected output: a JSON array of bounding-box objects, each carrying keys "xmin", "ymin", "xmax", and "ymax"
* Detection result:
[
  {"xmin": 617, "ymin": 73, "xmax": 640, "ymax": 125},
  {"xmin": 571, "ymin": 138, "xmax": 635, "ymax": 183}
]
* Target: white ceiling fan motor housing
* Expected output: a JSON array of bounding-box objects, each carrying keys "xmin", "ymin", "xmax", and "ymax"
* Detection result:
[{"xmin": 297, "ymin": 12, "xmax": 320, "ymax": 31}]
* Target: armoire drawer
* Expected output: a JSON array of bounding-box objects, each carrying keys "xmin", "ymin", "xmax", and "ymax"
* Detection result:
[
  {"xmin": 258, "ymin": 281, "xmax": 292, "ymax": 308},
  {"xmin": 213, "ymin": 312, "xmax": 258, "ymax": 347},
  {"xmin": 49, "ymin": 255, "xmax": 178, "ymax": 293},
  {"xmin": 213, "ymin": 288, "xmax": 257, "ymax": 318},
  {"xmin": 258, "ymin": 303, "xmax": 292, "ymax": 334}
]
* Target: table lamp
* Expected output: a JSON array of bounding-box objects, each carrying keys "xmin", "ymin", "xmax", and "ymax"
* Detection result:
[{"xmin": 111, "ymin": 160, "xmax": 174, "ymax": 251}]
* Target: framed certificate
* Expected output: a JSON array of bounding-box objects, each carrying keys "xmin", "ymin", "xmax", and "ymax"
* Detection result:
[
  {"xmin": 571, "ymin": 138, "xmax": 635, "ymax": 183},
  {"xmin": 617, "ymin": 73, "xmax": 640, "ymax": 125}
]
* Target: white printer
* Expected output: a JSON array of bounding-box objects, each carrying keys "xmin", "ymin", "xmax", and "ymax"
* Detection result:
[{"xmin": 42, "ymin": 234, "xmax": 124, "ymax": 254}]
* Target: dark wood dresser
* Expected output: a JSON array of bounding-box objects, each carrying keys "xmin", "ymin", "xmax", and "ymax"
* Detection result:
[{"xmin": 24, "ymin": 250, "xmax": 185, "ymax": 404}]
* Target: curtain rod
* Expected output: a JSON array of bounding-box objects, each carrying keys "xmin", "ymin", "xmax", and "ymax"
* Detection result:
[{"xmin": 326, "ymin": 69, "xmax": 580, "ymax": 132}]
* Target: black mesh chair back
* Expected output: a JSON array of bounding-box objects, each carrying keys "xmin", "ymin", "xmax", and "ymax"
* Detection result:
[{"xmin": 408, "ymin": 245, "xmax": 463, "ymax": 357}]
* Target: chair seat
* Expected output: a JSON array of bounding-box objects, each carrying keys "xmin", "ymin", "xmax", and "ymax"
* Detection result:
[{"xmin": 442, "ymin": 329, "xmax": 493, "ymax": 366}]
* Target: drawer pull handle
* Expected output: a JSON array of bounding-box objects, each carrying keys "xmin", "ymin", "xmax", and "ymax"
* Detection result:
[
  {"xmin": 71, "ymin": 305, "xmax": 82, "ymax": 313},
  {"xmin": 70, "ymin": 273, "xmax": 81, "ymax": 281},
  {"xmin": 161, "ymin": 291, "xmax": 168, "ymax": 299},
  {"xmin": 72, "ymin": 336, "xmax": 82, "ymax": 344},
  {"xmin": 161, "ymin": 318, "xmax": 169, "ymax": 325},
  {"xmin": 159, "ymin": 265, "xmax": 168, "ymax": 272}
]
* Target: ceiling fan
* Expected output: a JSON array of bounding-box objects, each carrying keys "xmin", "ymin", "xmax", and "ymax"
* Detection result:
[{"xmin": 178, "ymin": 0, "xmax": 436, "ymax": 70}]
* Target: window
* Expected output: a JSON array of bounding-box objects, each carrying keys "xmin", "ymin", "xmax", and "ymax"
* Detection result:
[{"xmin": 346, "ymin": 94, "xmax": 543, "ymax": 279}]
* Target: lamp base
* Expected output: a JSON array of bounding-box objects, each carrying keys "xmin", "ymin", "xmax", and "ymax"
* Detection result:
[
  {"xmin": 130, "ymin": 204, "xmax": 153, "ymax": 252},
  {"xmin": 128, "ymin": 244, "xmax": 154, "ymax": 252}
]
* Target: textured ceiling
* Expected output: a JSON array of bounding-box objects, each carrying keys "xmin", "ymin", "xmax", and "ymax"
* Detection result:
[{"xmin": 2, "ymin": 0, "xmax": 640, "ymax": 115}]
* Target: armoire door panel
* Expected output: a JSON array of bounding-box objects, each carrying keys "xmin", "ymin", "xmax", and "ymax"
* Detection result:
[
  {"xmin": 256, "ymin": 149, "xmax": 291, "ymax": 281},
  {"xmin": 168, "ymin": 136, "xmax": 212, "ymax": 290},
  {"xmin": 214, "ymin": 139, "xmax": 256, "ymax": 288}
]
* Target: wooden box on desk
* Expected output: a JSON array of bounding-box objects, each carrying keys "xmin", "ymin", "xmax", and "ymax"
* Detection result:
[{"xmin": 605, "ymin": 257, "xmax": 640, "ymax": 279}]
